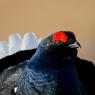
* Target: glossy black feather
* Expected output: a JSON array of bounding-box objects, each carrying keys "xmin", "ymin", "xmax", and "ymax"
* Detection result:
[
  {"xmin": 0, "ymin": 49, "xmax": 36, "ymax": 73},
  {"xmin": 16, "ymin": 34, "xmax": 86, "ymax": 95},
  {"xmin": 0, "ymin": 49, "xmax": 94, "ymax": 95}
]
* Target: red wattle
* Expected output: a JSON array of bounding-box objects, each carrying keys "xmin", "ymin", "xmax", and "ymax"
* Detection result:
[{"xmin": 53, "ymin": 31, "xmax": 68, "ymax": 43}]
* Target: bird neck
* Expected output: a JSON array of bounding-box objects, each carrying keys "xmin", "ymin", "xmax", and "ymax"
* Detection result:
[{"xmin": 29, "ymin": 48, "xmax": 77, "ymax": 74}]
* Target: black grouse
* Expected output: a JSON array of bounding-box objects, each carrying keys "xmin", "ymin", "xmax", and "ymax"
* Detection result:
[
  {"xmin": 0, "ymin": 31, "xmax": 95, "ymax": 95},
  {"xmin": 16, "ymin": 31, "xmax": 86, "ymax": 95}
]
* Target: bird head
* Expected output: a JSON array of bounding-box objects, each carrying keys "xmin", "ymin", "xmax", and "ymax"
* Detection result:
[
  {"xmin": 43, "ymin": 31, "xmax": 81, "ymax": 60},
  {"xmin": 53, "ymin": 31, "xmax": 81, "ymax": 48}
]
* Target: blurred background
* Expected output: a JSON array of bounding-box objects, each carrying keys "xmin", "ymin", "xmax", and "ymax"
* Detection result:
[{"xmin": 0, "ymin": 0, "xmax": 95, "ymax": 63}]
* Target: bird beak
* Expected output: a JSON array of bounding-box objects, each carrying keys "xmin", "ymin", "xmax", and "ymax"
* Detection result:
[{"xmin": 69, "ymin": 41, "xmax": 81, "ymax": 48}]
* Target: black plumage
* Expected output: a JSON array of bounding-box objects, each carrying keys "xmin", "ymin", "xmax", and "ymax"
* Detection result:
[
  {"xmin": 16, "ymin": 31, "xmax": 86, "ymax": 95},
  {"xmin": 0, "ymin": 31, "xmax": 94, "ymax": 95},
  {"xmin": 0, "ymin": 49, "xmax": 36, "ymax": 73},
  {"xmin": 0, "ymin": 49, "xmax": 36, "ymax": 95},
  {"xmin": 0, "ymin": 52, "xmax": 94, "ymax": 95},
  {"xmin": 76, "ymin": 57, "xmax": 95, "ymax": 95}
]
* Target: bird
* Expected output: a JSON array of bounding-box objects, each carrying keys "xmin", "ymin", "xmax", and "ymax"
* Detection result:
[
  {"xmin": 16, "ymin": 31, "xmax": 86, "ymax": 95},
  {"xmin": 0, "ymin": 31, "xmax": 95, "ymax": 95}
]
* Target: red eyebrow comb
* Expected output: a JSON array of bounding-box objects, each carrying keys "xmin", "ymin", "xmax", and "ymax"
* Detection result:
[{"xmin": 53, "ymin": 31, "xmax": 68, "ymax": 43}]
